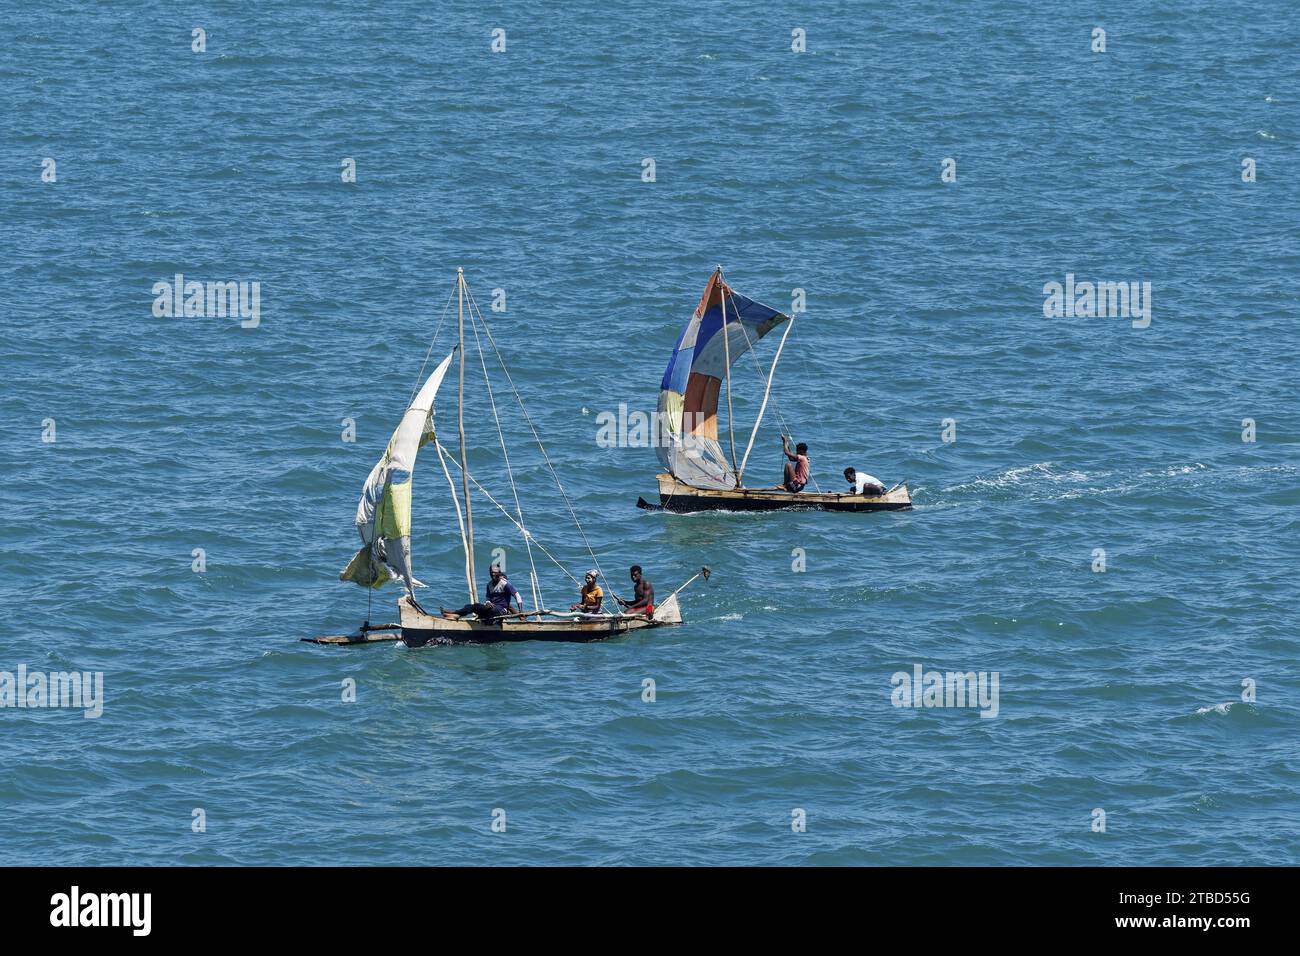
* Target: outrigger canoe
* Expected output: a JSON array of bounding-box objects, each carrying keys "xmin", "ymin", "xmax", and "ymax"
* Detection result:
[
  {"xmin": 308, "ymin": 269, "xmax": 708, "ymax": 649},
  {"xmin": 395, "ymin": 594, "xmax": 682, "ymax": 646},
  {"xmin": 641, "ymin": 268, "xmax": 913, "ymax": 515},
  {"xmin": 640, "ymin": 473, "xmax": 912, "ymax": 513},
  {"xmin": 305, "ymin": 593, "xmax": 688, "ymax": 647}
]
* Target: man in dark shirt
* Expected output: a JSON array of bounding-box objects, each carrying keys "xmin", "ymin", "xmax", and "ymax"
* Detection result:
[{"xmin": 440, "ymin": 564, "xmax": 523, "ymax": 621}]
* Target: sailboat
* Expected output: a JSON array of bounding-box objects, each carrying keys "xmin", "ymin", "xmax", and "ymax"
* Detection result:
[
  {"xmin": 638, "ymin": 268, "xmax": 913, "ymax": 513},
  {"xmin": 308, "ymin": 269, "xmax": 707, "ymax": 647}
]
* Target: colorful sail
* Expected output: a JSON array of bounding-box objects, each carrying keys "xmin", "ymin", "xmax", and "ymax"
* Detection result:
[
  {"xmin": 654, "ymin": 270, "xmax": 791, "ymax": 489},
  {"xmin": 340, "ymin": 350, "xmax": 455, "ymax": 593}
]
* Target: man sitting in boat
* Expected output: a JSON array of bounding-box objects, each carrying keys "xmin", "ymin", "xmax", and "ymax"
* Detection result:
[
  {"xmin": 843, "ymin": 467, "xmax": 886, "ymax": 497},
  {"xmin": 615, "ymin": 565, "xmax": 654, "ymax": 616},
  {"xmin": 780, "ymin": 435, "xmax": 810, "ymax": 492},
  {"xmin": 440, "ymin": 564, "xmax": 523, "ymax": 622},
  {"xmin": 569, "ymin": 570, "xmax": 604, "ymax": 614}
]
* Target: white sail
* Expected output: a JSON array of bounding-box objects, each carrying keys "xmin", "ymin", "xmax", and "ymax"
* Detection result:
[{"xmin": 340, "ymin": 351, "xmax": 456, "ymax": 594}]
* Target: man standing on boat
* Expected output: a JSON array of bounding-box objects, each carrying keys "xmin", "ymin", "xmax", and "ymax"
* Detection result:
[
  {"xmin": 780, "ymin": 435, "xmax": 809, "ymax": 493},
  {"xmin": 615, "ymin": 565, "xmax": 654, "ymax": 617},
  {"xmin": 843, "ymin": 467, "xmax": 886, "ymax": 496},
  {"xmin": 570, "ymin": 570, "xmax": 604, "ymax": 614},
  {"xmin": 440, "ymin": 564, "xmax": 523, "ymax": 622}
]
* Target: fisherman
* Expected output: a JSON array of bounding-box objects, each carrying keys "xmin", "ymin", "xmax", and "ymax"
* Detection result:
[
  {"xmin": 780, "ymin": 435, "xmax": 809, "ymax": 493},
  {"xmin": 570, "ymin": 570, "xmax": 604, "ymax": 613},
  {"xmin": 843, "ymin": 467, "xmax": 886, "ymax": 496},
  {"xmin": 615, "ymin": 565, "xmax": 654, "ymax": 616},
  {"xmin": 440, "ymin": 564, "xmax": 523, "ymax": 622}
]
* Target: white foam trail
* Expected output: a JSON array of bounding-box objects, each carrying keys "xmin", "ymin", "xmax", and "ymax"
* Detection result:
[{"xmin": 1195, "ymin": 702, "xmax": 1233, "ymax": 715}]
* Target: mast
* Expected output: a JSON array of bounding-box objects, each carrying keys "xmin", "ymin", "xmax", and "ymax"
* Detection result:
[
  {"xmin": 718, "ymin": 266, "xmax": 739, "ymax": 486},
  {"xmin": 736, "ymin": 313, "xmax": 796, "ymax": 487},
  {"xmin": 457, "ymin": 268, "xmax": 477, "ymax": 604}
]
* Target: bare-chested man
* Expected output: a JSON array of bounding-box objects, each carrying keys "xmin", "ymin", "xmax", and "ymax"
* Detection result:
[{"xmin": 615, "ymin": 565, "xmax": 654, "ymax": 617}]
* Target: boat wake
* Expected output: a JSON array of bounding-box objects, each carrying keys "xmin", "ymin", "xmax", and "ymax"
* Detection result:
[
  {"xmin": 932, "ymin": 461, "xmax": 1297, "ymax": 506},
  {"xmin": 1195, "ymin": 701, "xmax": 1235, "ymax": 716}
]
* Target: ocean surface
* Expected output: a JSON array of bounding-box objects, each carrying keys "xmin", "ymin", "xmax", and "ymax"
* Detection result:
[{"xmin": 1, "ymin": 1, "xmax": 1297, "ymax": 866}]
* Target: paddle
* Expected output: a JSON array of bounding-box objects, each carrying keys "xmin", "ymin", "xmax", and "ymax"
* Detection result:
[{"xmin": 662, "ymin": 566, "xmax": 711, "ymax": 607}]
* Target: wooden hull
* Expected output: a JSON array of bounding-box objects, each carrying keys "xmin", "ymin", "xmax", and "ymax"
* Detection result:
[
  {"xmin": 644, "ymin": 473, "xmax": 913, "ymax": 513},
  {"xmin": 396, "ymin": 594, "xmax": 681, "ymax": 647}
]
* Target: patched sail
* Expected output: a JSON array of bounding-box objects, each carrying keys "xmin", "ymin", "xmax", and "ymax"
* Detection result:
[
  {"xmin": 340, "ymin": 351, "xmax": 455, "ymax": 593},
  {"xmin": 653, "ymin": 270, "xmax": 790, "ymax": 489}
]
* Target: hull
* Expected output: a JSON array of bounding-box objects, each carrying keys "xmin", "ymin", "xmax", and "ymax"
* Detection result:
[
  {"xmin": 645, "ymin": 473, "xmax": 913, "ymax": 513},
  {"xmin": 302, "ymin": 630, "xmax": 399, "ymax": 646},
  {"xmin": 397, "ymin": 594, "xmax": 682, "ymax": 647}
]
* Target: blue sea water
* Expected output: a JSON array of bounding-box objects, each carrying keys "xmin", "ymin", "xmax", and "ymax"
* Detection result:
[{"xmin": 1, "ymin": 1, "xmax": 1297, "ymax": 866}]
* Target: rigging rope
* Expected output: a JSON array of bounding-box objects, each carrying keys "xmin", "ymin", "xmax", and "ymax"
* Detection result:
[
  {"xmin": 436, "ymin": 442, "xmax": 583, "ymax": 589},
  {"xmin": 466, "ymin": 296, "xmax": 544, "ymax": 612},
  {"xmin": 734, "ymin": 306, "xmax": 821, "ymax": 492},
  {"xmin": 415, "ymin": 278, "xmax": 468, "ymax": 603},
  {"xmin": 462, "ymin": 283, "xmax": 616, "ymax": 601}
]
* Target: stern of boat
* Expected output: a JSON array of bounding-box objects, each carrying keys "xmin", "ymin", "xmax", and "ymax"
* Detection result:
[
  {"xmin": 882, "ymin": 483, "xmax": 912, "ymax": 508},
  {"xmin": 656, "ymin": 472, "xmax": 687, "ymax": 500},
  {"xmin": 651, "ymin": 593, "xmax": 682, "ymax": 624}
]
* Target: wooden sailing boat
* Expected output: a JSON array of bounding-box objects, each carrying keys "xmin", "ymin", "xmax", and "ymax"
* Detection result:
[
  {"xmin": 308, "ymin": 269, "xmax": 706, "ymax": 647},
  {"xmin": 637, "ymin": 268, "xmax": 913, "ymax": 514}
]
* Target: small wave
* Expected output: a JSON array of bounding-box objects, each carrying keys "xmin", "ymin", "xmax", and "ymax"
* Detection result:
[
  {"xmin": 944, "ymin": 462, "xmax": 1097, "ymax": 495},
  {"xmin": 936, "ymin": 460, "xmax": 1290, "ymax": 505},
  {"xmin": 1160, "ymin": 463, "xmax": 1207, "ymax": 477},
  {"xmin": 1174, "ymin": 701, "xmax": 1261, "ymax": 724},
  {"xmin": 1195, "ymin": 701, "xmax": 1234, "ymax": 716},
  {"xmin": 213, "ymin": 54, "xmax": 286, "ymax": 67}
]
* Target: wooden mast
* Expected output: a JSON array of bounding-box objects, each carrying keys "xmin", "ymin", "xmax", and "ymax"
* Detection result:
[
  {"xmin": 457, "ymin": 268, "xmax": 477, "ymax": 604},
  {"xmin": 718, "ymin": 266, "xmax": 739, "ymax": 486}
]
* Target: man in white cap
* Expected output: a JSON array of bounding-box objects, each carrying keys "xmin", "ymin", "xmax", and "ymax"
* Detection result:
[{"xmin": 570, "ymin": 569, "xmax": 604, "ymax": 613}]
